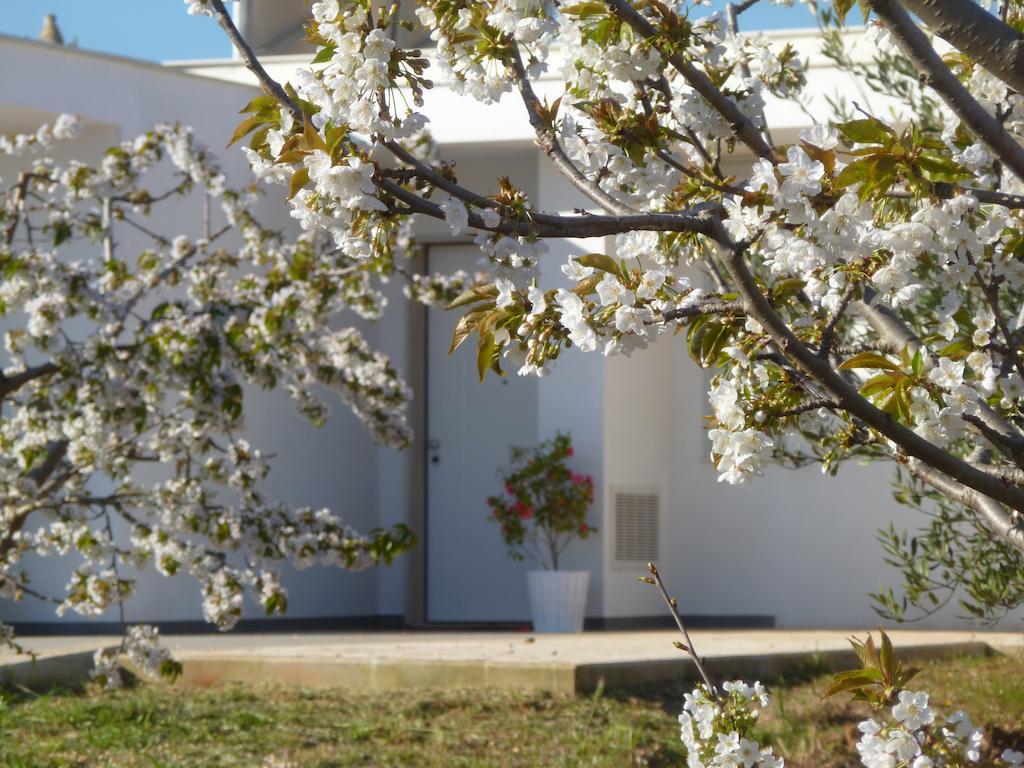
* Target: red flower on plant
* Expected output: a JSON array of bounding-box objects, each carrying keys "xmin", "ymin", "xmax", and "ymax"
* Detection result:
[{"xmin": 487, "ymin": 433, "xmax": 597, "ymax": 569}]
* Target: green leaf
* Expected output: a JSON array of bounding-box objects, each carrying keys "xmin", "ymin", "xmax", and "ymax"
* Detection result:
[
  {"xmin": 834, "ymin": 158, "xmax": 876, "ymax": 190},
  {"xmin": 576, "ymin": 253, "xmax": 620, "ymax": 275},
  {"xmin": 52, "ymin": 222, "xmax": 72, "ymax": 247},
  {"xmin": 850, "ymin": 634, "xmax": 881, "ymax": 669},
  {"xmin": 881, "ymin": 390, "xmax": 902, "ymax": 418},
  {"xmin": 560, "ymin": 1, "xmax": 607, "ymax": 15},
  {"xmin": 911, "ymin": 349, "xmax": 924, "ymax": 377},
  {"xmin": 916, "ymin": 153, "xmax": 972, "ymax": 183},
  {"xmin": 249, "ymin": 125, "xmax": 271, "ymax": 151},
  {"xmin": 938, "ymin": 339, "xmax": 970, "ymax": 359},
  {"xmin": 303, "ymin": 118, "xmax": 328, "ymax": 153},
  {"xmin": 860, "ymin": 372, "xmax": 901, "ymax": 398},
  {"xmin": 833, "ymin": 0, "xmax": 857, "ymax": 24},
  {"xmin": 288, "ymin": 167, "xmax": 310, "ymax": 200},
  {"xmin": 477, "ymin": 331, "xmax": 497, "ymax": 382},
  {"xmin": 227, "ymin": 115, "xmax": 267, "ymax": 147},
  {"xmin": 838, "ymin": 118, "xmax": 894, "ymax": 145},
  {"xmin": 326, "ymin": 125, "xmax": 348, "ymax": 158},
  {"xmin": 698, "ymin": 323, "xmax": 734, "ymax": 367},
  {"xmin": 239, "ymin": 94, "xmax": 278, "ymax": 114},
  {"xmin": 449, "ymin": 308, "xmax": 490, "ymax": 355},
  {"xmin": 160, "ymin": 658, "xmax": 184, "ymax": 682},
  {"xmin": 823, "ymin": 674, "xmax": 880, "ymax": 698},
  {"xmin": 312, "ymin": 45, "xmax": 336, "ymax": 64},
  {"xmin": 772, "ymin": 278, "xmax": 807, "ymax": 300},
  {"xmin": 838, "ymin": 352, "xmax": 902, "ymax": 371},
  {"xmin": 447, "ymin": 284, "xmax": 498, "ymax": 310},
  {"xmin": 572, "ymin": 274, "xmax": 602, "ymax": 296},
  {"xmin": 687, "ymin": 317, "xmax": 734, "ymax": 368},
  {"xmin": 859, "ymin": 155, "xmax": 898, "ymax": 200},
  {"xmin": 879, "ymin": 627, "xmax": 895, "ymax": 680}
]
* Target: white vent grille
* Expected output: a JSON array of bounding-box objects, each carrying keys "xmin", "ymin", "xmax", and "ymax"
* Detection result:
[{"xmin": 613, "ymin": 490, "xmax": 660, "ymax": 564}]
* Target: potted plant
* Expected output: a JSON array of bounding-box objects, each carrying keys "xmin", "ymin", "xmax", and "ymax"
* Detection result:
[{"xmin": 487, "ymin": 433, "xmax": 597, "ymax": 632}]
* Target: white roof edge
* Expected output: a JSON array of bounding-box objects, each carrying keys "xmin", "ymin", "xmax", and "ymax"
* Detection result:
[{"xmin": 0, "ymin": 31, "xmax": 256, "ymax": 90}]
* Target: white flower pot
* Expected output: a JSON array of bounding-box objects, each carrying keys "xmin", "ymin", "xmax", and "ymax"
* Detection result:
[{"xmin": 526, "ymin": 570, "xmax": 590, "ymax": 633}]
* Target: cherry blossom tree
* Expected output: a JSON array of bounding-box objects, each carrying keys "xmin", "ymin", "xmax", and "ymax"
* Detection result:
[
  {"xmin": 9, "ymin": 0, "xmax": 1024, "ymax": 683},
  {"xmin": 185, "ymin": 0, "xmax": 1024, "ymax": 624},
  {"xmin": 0, "ymin": 118, "xmax": 417, "ymax": 678}
]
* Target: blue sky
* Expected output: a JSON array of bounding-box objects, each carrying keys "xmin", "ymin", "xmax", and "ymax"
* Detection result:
[
  {"xmin": 0, "ymin": 1, "xmax": 232, "ymax": 61},
  {"xmin": 0, "ymin": 0, "xmax": 820, "ymax": 63}
]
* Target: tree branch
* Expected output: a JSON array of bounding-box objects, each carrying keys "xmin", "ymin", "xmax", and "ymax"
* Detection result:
[
  {"xmin": 856, "ymin": 288, "xmax": 1024, "ymax": 465},
  {"xmin": 713, "ymin": 224, "xmax": 1024, "ymax": 514},
  {"xmin": 644, "ymin": 562, "xmax": 719, "ymax": 698},
  {"xmin": 0, "ymin": 361, "xmax": 59, "ymax": 399},
  {"xmin": 663, "ymin": 299, "xmax": 744, "ymax": 322},
  {"xmin": 779, "ymin": 398, "xmax": 841, "ymax": 417},
  {"xmin": 906, "ymin": 459, "xmax": 1024, "ymax": 552},
  {"xmin": 605, "ymin": 0, "xmax": 774, "ymax": 160},
  {"xmin": 3, "ymin": 173, "xmax": 31, "ymax": 247},
  {"xmin": 869, "ymin": 0, "xmax": 1024, "ymax": 182},
  {"xmin": 898, "ymin": 0, "xmax": 1024, "ymax": 97},
  {"xmin": 206, "ymin": 0, "xmax": 303, "ymax": 124},
  {"xmin": 506, "ymin": 43, "xmax": 637, "ymax": 216},
  {"xmin": 376, "ymin": 176, "xmax": 721, "ymax": 238},
  {"xmin": 0, "ymin": 441, "xmax": 69, "ymax": 562}
]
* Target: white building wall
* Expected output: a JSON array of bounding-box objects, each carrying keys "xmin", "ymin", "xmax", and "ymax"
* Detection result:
[{"xmin": 534, "ymin": 158, "xmax": 607, "ymax": 620}]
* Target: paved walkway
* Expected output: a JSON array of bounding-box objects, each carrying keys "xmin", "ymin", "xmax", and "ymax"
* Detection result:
[{"xmin": 2, "ymin": 629, "xmax": 1021, "ymax": 693}]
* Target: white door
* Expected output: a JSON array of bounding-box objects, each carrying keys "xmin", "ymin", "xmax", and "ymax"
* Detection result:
[{"xmin": 426, "ymin": 245, "xmax": 538, "ymax": 622}]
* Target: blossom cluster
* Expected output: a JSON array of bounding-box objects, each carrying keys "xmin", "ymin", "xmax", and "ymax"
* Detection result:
[
  {"xmin": 0, "ymin": 117, "xmax": 416, "ymax": 662},
  {"xmin": 92, "ymin": 625, "xmax": 179, "ymax": 689},
  {"xmin": 679, "ymin": 678, "xmax": 1024, "ymax": 768},
  {"xmin": 677, "ymin": 681, "xmax": 783, "ymax": 768},
  {"xmin": 854, "ymin": 689, "xmax": 1023, "ymax": 767}
]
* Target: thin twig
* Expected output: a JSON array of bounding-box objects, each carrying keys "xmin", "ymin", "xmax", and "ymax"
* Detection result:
[
  {"xmin": 506, "ymin": 43, "xmax": 636, "ymax": 216},
  {"xmin": 206, "ymin": 0, "xmax": 303, "ymax": 124},
  {"xmin": 644, "ymin": 562, "xmax": 719, "ymax": 698}
]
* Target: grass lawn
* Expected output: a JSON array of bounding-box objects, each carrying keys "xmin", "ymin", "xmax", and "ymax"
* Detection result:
[{"xmin": 0, "ymin": 649, "xmax": 1021, "ymax": 767}]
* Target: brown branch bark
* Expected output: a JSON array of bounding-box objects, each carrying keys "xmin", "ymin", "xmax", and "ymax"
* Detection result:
[
  {"xmin": 206, "ymin": 0, "xmax": 304, "ymax": 125},
  {"xmin": 0, "ymin": 362, "xmax": 59, "ymax": 399},
  {"xmin": 644, "ymin": 562, "xmax": 720, "ymax": 698},
  {"xmin": 663, "ymin": 299, "xmax": 744, "ymax": 322},
  {"xmin": 856, "ymin": 288, "xmax": 1024, "ymax": 465},
  {"xmin": 3, "ymin": 173, "xmax": 31, "ymax": 247},
  {"xmin": 376, "ymin": 176, "xmax": 721, "ymax": 238},
  {"xmin": 869, "ymin": 0, "xmax": 1024, "ymax": 182},
  {"xmin": 0, "ymin": 441, "xmax": 69, "ymax": 562},
  {"xmin": 898, "ymin": 0, "xmax": 1024, "ymax": 97},
  {"xmin": 906, "ymin": 460, "xmax": 1024, "ymax": 551}
]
